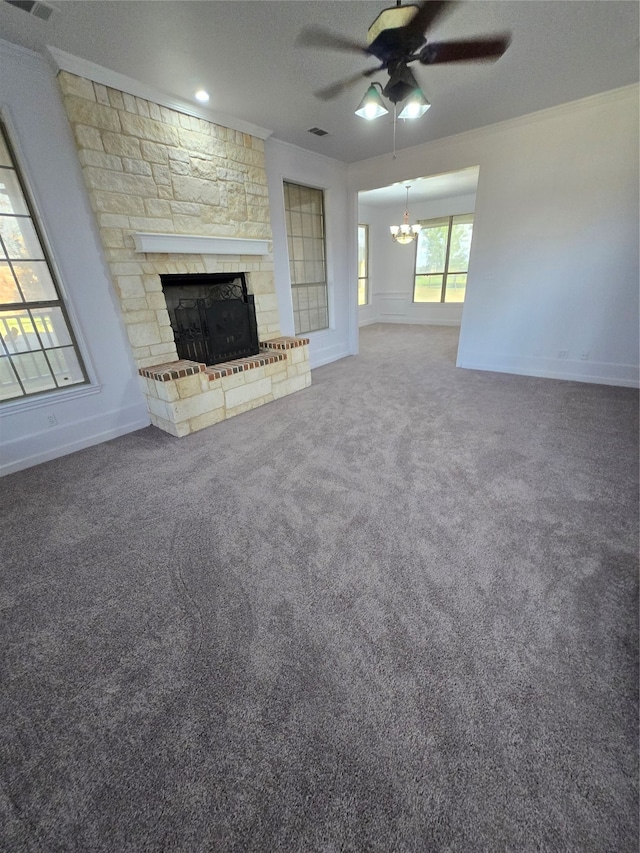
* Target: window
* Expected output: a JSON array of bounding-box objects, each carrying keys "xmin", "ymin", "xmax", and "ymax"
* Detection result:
[
  {"xmin": 284, "ymin": 181, "xmax": 328, "ymax": 335},
  {"xmin": 414, "ymin": 214, "xmax": 474, "ymax": 303},
  {"xmin": 0, "ymin": 121, "xmax": 87, "ymax": 401},
  {"xmin": 358, "ymin": 224, "xmax": 369, "ymax": 306}
]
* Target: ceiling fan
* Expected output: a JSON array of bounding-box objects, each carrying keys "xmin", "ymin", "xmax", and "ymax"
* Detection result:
[{"xmin": 297, "ymin": 0, "xmax": 511, "ymax": 108}]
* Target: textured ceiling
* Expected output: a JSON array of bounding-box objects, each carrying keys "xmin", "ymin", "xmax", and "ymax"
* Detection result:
[{"xmin": 0, "ymin": 1, "xmax": 638, "ymax": 163}]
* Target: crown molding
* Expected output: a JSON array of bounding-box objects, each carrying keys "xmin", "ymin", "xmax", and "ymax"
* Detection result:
[
  {"xmin": 265, "ymin": 135, "xmax": 348, "ymax": 170},
  {"xmin": 46, "ymin": 46, "xmax": 273, "ymax": 141},
  {"xmin": 353, "ymin": 83, "xmax": 640, "ymax": 172}
]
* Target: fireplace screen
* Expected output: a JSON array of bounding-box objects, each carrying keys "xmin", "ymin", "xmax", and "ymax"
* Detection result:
[{"xmin": 160, "ymin": 273, "xmax": 259, "ymax": 366}]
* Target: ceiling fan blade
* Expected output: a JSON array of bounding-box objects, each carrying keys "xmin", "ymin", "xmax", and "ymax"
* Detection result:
[
  {"xmin": 404, "ymin": 1, "xmax": 457, "ymax": 38},
  {"xmin": 419, "ymin": 35, "xmax": 511, "ymax": 64},
  {"xmin": 296, "ymin": 26, "xmax": 370, "ymax": 55},
  {"xmin": 314, "ymin": 67, "xmax": 382, "ymax": 101}
]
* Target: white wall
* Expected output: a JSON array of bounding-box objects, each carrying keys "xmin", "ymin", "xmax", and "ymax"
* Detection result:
[
  {"xmin": 358, "ymin": 192, "xmax": 477, "ymax": 327},
  {"xmin": 0, "ymin": 40, "xmax": 149, "ymax": 475},
  {"xmin": 265, "ymin": 138, "xmax": 355, "ymax": 368},
  {"xmin": 349, "ymin": 85, "xmax": 640, "ymax": 387}
]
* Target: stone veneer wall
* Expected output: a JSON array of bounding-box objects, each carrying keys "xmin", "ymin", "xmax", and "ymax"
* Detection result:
[
  {"xmin": 57, "ymin": 71, "xmax": 311, "ymax": 437},
  {"xmin": 57, "ymin": 70, "xmax": 281, "ymax": 371}
]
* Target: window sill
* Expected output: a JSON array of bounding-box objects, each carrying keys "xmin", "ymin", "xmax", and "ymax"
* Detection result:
[{"xmin": 0, "ymin": 382, "xmax": 103, "ymax": 415}]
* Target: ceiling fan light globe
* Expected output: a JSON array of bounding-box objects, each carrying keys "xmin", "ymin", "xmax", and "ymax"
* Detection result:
[
  {"xmin": 355, "ymin": 85, "xmax": 389, "ymax": 120},
  {"xmin": 398, "ymin": 90, "xmax": 431, "ymax": 120}
]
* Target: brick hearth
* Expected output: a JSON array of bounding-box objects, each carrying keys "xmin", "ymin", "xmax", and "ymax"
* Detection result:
[{"xmin": 138, "ymin": 336, "xmax": 310, "ymax": 437}]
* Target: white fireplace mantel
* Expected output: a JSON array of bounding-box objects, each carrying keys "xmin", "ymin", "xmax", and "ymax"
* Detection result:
[{"xmin": 132, "ymin": 233, "xmax": 270, "ymax": 256}]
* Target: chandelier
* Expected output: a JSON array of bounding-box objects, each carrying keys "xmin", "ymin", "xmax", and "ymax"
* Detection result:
[{"xmin": 390, "ymin": 185, "xmax": 421, "ymax": 244}]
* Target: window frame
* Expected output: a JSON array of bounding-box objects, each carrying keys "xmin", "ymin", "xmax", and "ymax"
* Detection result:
[
  {"xmin": 283, "ymin": 180, "xmax": 329, "ymax": 335},
  {"xmin": 357, "ymin": 223, "xmax": 369, "ymax": 306},
  {"xmin": 413, "ymin": 213, "xmax": 474, "ymax": 304},
  {"xmin": 0, "ymin": 117, "xmax": 89, "ymax": 403}
]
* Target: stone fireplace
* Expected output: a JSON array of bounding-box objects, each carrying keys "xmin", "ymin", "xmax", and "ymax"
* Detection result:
[{"xmin": 56, "ymin": 70, "xmax": 310, "ymax": 437}]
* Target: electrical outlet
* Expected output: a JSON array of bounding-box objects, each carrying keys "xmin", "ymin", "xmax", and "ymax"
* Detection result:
[
  {"xmin": 558, "ymin": 350, "xmax": 569, "ymax": 359},
  {"xmin": 580, "ymin": 351, "xmax": 590, "ymax": 361},
  {"xmin": 47, "ymin": 413, "xmax": 57, "ymax": 427}
]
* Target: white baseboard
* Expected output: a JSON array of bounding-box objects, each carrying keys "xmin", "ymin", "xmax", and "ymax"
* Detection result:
[
  {"xmin": 1, "ymin": 412, "xmax": 151, "ymax": 476},
  {"xmin": 366, "ymin": 317, "xmax": 461, "ymax": 327},
  {"xmin": 456, "ymin": 353, "xmax": 639, "ymax": 388},
  {"xmin": 310, "ymin": 348, "xmax": 353, "ymax": 369}
]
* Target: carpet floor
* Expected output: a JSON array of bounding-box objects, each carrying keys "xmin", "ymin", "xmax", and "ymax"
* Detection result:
[{"xmin": 1, "ymin": 324, "xmax": 638, "ymax": 852}]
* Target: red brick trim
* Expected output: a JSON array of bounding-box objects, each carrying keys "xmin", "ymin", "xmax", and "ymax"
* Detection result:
[
  {"xmin": 204, "ymin": 350, "xmax": 286, "ymax": 380},
  {"xmin": 139, "ymin": 360, "xmax": 204, "ymax": 381},
  {"xmin": 260, "ymin": 336, "xmax": 310, "ymax": 350},
  {"xmin": 140, "ymin": 347, "xmax": 297, "ymax": 383}
]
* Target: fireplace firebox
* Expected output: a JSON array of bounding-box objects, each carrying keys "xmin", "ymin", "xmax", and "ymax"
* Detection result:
[{"xmin": 160, "ymin": 272, "xmax": 259, "ymax": 366}]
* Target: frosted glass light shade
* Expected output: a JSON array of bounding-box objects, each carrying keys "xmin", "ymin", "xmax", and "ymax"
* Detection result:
[
  {"xmin": 390, "ymin": 221, "xmax": 421, "ymax": 244},
  {"xmin": 355, "ymin": 85, "xmax": 389, "ymax": 120},
  {"xmin": 398, "ymin": 89, "xmax": 431, "ymax": 120}
]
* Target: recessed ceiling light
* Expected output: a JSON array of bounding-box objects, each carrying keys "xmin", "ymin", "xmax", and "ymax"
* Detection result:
[{"xmin": 194, "ymin": 90, "xmax": 210, "ymax": 103}]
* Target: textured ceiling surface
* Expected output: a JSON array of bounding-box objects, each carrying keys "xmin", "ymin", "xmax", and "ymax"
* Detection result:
[{"xmin": 1, "ymin": 1, "xmax": 638, "ymax": 163}]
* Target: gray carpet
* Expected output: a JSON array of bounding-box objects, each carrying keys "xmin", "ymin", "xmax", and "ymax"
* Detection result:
[{"xmin": 1, "ymin": 324, "xmax": 638, "ymax": 852}]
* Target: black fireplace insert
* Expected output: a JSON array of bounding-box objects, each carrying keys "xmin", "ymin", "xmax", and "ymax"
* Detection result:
[{"xmin": 160, "ymin": 272, "xmax": 259, "ymax": 366}]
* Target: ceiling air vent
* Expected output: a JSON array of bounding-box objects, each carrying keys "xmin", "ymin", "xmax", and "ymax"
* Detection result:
[
  {"xmin": 5, "ymin": 0, "xmax": 56, "ymax": 21},
  {"xmin": 308, "ymin": 127, "xmax": 329, "ymax": 137}
]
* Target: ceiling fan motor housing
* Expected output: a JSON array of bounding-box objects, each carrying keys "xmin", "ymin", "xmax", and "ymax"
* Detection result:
[
  {"xmin": 367, "ymin": 5, "xmax": 420, "ymax": 46},
  {"xmin": 367, "ymin": 5, "xmax": 426, "ymax": 65},
  {"xmin": 383, "ymin": 65, "xmax": 421, "ymax": 104}
]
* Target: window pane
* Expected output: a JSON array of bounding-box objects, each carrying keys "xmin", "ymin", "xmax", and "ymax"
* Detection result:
[
  {"xmin": 0, "ymin": 169, "xmax": 30, "ymax": 215},
  {"xmin": 448, "ymin": 219, "xmax": 474, "ymax": 272},
  {"xmin": 47, "ymin": 346, "xmax": 85, "ymax": 385},
  {"xmin": 287, "ymin": 183, "xmax": 300, "ymax": 209},
  {"xmin": 290, "ymin": 211, "xmax": 302, "ymax": 236},
  {"xmin": 303, "ymin": 237, "xmax": 315, "ymax": 259},
  {"xmin": 416, "ymin": 225, "xmax": 448, "ymax": 274},
  {"xmin": 0, "ymin": 354, "xmax": 23, "ymax": 400},
  {"xmin": 0, "ymin": 215, "xmax": 44, "ymax": 260},
  {"xmin": 13, "ymin": 261, "xmax": 58, "ymax": 302},
  {"xmin": 301, "ymin": 213, "xmax": 313, "ymax": 238},
  {"xmin": 0, "ymin": 261, "xmax": 22, "ymax": 304},
  {"xmin": 10, "ymin": 350, "xmax": 57, "ymax": 393},
  {"xmin": 357, "ymin": 229, "xmax": 367, "ymax": 277},
  {"xmin": 414, "ymin": 275, "xmax": 443, "ymax": 303},
  {"xmin": 31, "ymin": 307, "xmax": 73, "ymax": 348},
  {"xmin": 1, "ymin": 309, "xmax": 36, "ymax": 352},
  {"xmin": 0, "ymin": 138, "xmax": 12, "ymax": 168},
  {"xmin": 358, "ymin": 224, "xmax": 368, "ymax": 307},
  {"xmin": 444, "ymin": 273, "xmax": 467, "ymax": 303}
]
